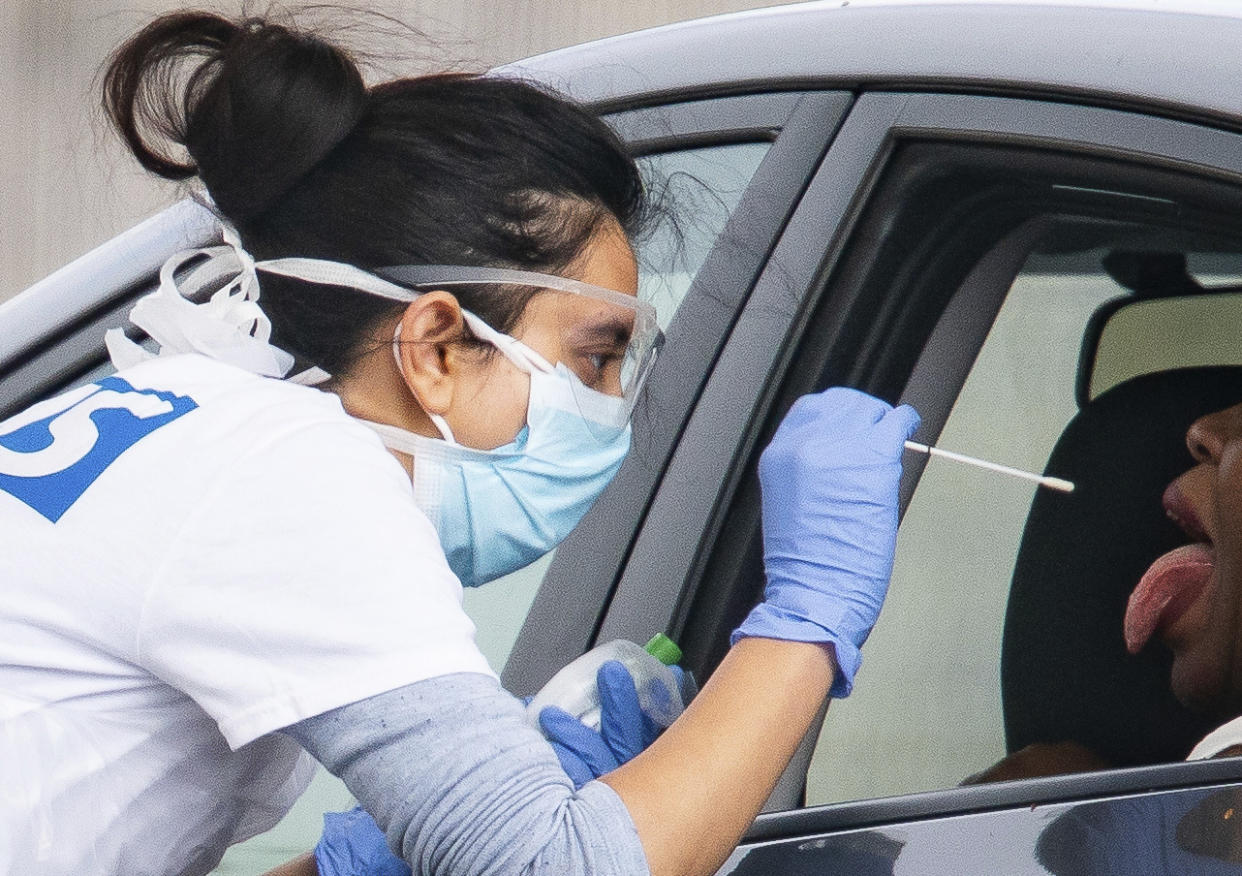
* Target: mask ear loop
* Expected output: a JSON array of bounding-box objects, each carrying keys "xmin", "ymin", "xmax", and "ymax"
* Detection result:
[
  {"xmin": 392, "ymin": 322, "xmax": 457, "ymax": 444},
  {"xmin": 390, "ymin": 306, "xmax": 555, "ymax": 445}
]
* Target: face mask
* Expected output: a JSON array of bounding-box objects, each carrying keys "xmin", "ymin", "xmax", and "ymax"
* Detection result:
[{"xmin": 366, "ymin": 359, "xmax": 631, "ymax": 588}]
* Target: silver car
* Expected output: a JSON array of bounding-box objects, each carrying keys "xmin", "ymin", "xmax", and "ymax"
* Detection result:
[{"xmin": 7, "ymin": 1, "xmax": 1242, "ymax": 871}]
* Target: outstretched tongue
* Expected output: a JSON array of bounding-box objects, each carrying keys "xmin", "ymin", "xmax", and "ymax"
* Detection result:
[{"xmin": 1124, "ymin": 543, "xmax": 1214, "ymax": 655}]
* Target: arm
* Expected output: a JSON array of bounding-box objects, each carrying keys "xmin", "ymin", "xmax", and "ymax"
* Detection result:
[
  {"xmin": 286, "ymin": 664, "xmax": 667, "ymax": 876},
  {"xmin": 286, "ymin": 673, "xmax": 648, "ymax": 876},
  {"xmin": 604, "ymin": 638, "xmax": 835, "ymax": 876},
  {"xmin": 608, "ymin": 387, "xmax": 917, "ymax": 876},
  {"xmin": 289, "ymin": 387, "xmax": 913, "ymax": 876}
]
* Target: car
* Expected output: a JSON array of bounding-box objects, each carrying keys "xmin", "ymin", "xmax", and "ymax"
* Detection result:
[{"xmin": 7, "ymin": 0, "xmax": 1242, "ymax": 871}]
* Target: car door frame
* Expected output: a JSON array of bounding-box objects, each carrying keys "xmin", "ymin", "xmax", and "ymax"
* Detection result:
[{"xmin": 575, "ymin": 89, "xmax": 1242, "ymax": 827}]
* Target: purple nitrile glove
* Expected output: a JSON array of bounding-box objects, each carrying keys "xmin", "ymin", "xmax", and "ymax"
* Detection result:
[
  {"xmin": 313, "ymin": 806, "xmax": 411, "ymax": 876},
  {"xmin": 539, "ymin": 660, "xmax": 676, "ymax": 786},
  {"xmin": 733, "ymin": 387, "xmax": 919, "ymax": 697}
]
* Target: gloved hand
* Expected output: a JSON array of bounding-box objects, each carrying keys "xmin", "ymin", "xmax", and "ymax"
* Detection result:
[
  {"xmin": 314, "ymin": 806, "xmax": 411, "ymax": 876},
  {"xmin": 538, "ymin": 660, "xmax": 675, "ymax": 786},
  {"xmin": 732, "ymin": 387, "xmax": 919, "ymax": 698}
]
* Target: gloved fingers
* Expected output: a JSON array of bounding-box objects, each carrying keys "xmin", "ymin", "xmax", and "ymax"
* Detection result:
[
  {"xmin": 670, "ymin": 664, "xmax": 700, "ymax": 703},
  {"xmin": 761, "ymin": 388, "xmax": 917, "ymax": 478},
  {"xmin": 315, "ymin": 807, "xmax": 411, "ymax": 876},
  {"xmin": 775, "ymin": 387, "xmax": 889, "ymax": 439},
  {"xmin": 539, "ymin": 705, "xmax": 621, "ymax": 782},
  {"xmin": 637, "ymin": 677, "xmax": 670, "ymax": 744},
  {"xmin": 668, "ymin": 664, "xmax": 685, "ymax": 689},
  {"xmin": 872, "ymin": 402, "xmax": 921, "ymax": 449},
  {"xmin": 597, "ymin": 660, "xmax": 657, "ymax": 761},
  {"xmin": 546, "ymin": 738, "xmax": 598, "ymax": 788}
]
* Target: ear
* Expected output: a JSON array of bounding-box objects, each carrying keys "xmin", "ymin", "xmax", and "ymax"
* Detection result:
[{"xmin": 394, "ymin": 291, "xmax": 466, "ymax": 416}]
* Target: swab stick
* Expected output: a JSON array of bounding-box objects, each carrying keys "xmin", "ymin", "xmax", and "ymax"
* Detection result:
[{"xmin": 904, "ymin": 441, "xmax": 1075, "ymax": 493}]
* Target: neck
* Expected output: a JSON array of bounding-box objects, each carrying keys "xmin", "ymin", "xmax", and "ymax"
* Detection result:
[{"xmin": 330, "ymin": 336, "xmax": 440, "ymax": 474}]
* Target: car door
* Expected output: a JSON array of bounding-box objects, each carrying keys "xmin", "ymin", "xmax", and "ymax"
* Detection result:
[
  {"xmin": 494, "ymin": 90, "xmax": 853, "ymax": 683},
  {"xmin": 532, "ymin": 91, "xmax": 1242, "ymax": 871}
]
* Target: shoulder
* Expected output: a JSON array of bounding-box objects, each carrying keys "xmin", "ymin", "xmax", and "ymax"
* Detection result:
[
  {"xmin": 118, "ymin": 354, "xmax": 390, "ymax": 462},
  {"xmin": 99, "ymin": 354, "xmax": 416, "ymax": 526}
]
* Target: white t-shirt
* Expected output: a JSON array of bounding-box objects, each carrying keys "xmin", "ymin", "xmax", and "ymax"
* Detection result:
[
  {"xmin": 1188, "ymin": 715, "xmax": 1242, "ymax": 760},
  {"xmin": 0, "ymin": 354, "xmax": 495, "ymax": 875}
]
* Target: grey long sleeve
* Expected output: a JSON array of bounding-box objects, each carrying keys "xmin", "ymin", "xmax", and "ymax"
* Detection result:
[{"xmin": 283, "ymin": 672, "xmax": 650, "ymax": 876}]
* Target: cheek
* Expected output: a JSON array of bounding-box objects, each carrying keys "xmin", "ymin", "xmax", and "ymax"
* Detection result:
[
  {"xmin": 481, "ymin": 365, "xmax": 531, "ymax": 442},
  {"xmin": 1214, "ymin": 459, "xmax": 1242, "ymax": 604},
  {"xmin": 451, "ymin": 358, "xmax": 531, "ymax": 449},
  {"xmin": 500, "ymin": 370, "xmax": 531, "ymax": 430}
]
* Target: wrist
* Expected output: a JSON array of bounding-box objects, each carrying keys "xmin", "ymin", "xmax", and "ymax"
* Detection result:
[{"xmin": 730, "ymin": 604, "xmax": 861, "ymax": 697}]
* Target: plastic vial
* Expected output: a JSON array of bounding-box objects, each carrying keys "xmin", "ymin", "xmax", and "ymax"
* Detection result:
[{"xmin": 526, "ymin": 634, "xmax": 687, "ymax": 731}]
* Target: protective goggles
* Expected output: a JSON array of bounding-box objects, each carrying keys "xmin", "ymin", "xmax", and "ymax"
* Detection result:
[{"xmin": 256, "ymin": 259, "xmax": 664, "ymax": 429}]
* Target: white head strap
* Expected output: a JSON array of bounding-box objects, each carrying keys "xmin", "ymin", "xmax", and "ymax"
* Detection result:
[
  {"xmin": 106, "ymin": 228, "xmax": 556, "ymax": 386},
  {"xmin": 104, "ymin": 223, "xmax": 333, "ymax": 382}
]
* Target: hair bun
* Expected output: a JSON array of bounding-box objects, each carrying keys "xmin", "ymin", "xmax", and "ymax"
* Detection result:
[{"xmin": 104, "ymin": 10, "xmax": 367, "ymax": 223}]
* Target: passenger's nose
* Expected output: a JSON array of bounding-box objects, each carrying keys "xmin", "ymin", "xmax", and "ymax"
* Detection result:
[{"xmin": 1186, "ymin": 406, "xmax": 1237, "ymax": 464}]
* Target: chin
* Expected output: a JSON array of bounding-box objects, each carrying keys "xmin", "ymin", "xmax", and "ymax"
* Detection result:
[{"xmin": 1170, "ymin": 652, "xmax": 1238, "ymax": 722}]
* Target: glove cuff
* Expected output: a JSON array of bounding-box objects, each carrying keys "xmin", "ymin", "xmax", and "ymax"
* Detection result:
[{"xmin": 731, "ymin": 603, "xmax": 862, "ymax": 697}]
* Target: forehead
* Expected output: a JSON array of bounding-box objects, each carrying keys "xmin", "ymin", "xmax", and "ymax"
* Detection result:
[
  {"xmin": 517, "ymin": 288, "xmax": 637, "ymax": 340},
  {"xmin": 573, "ymin": 220, "xmax": 639, "ymax": 299}
]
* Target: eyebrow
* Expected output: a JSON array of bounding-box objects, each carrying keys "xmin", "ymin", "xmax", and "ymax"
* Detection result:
[{"xmin": 568, "ymin": 314, "xmax": 634, "ymax": 347}]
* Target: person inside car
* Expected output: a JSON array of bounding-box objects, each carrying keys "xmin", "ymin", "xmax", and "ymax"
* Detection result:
[{"xmin": 971, "ymin": 400, "xmax": 1242, "ymax": 784}]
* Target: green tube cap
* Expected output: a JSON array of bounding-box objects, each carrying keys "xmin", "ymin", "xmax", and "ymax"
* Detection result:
[{"xmin": 644, "ymin": 633, "xmax": 682, "ymax": 666}]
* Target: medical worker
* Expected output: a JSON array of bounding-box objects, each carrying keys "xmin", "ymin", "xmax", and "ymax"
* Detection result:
[{"xmin": 0, "ymin": 10, "xmax": 919, "ymax": 876}]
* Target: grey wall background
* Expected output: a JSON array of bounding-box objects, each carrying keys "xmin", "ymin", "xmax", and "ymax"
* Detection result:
[{"xmin": 1, "ymin": 0, "xmax": 775, "ymax": 304}]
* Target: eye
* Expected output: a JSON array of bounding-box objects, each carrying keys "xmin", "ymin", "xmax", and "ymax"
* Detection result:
[{"xmin": 577, "ymin": 350, "xmax": 623, "ymax": 392}]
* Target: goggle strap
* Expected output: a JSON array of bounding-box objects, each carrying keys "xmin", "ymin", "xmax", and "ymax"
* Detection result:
[
  {"xmin": 458, "ymin": 310, "xmax": 554, "ymax": 374},
  {"xmin": 257, "ymin": 258, "xmax": 418, "ymax": 303}
]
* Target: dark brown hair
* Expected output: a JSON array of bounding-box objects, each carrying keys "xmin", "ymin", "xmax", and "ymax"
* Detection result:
[{"xmin": 103, "ymin": 10, "xmax": 647, "ymax": 374}]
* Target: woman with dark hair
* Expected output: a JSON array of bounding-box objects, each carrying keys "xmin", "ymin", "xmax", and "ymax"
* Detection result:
[{"xmin": 0, "ymin": 10, "xmax": 918, "ymax": 876}]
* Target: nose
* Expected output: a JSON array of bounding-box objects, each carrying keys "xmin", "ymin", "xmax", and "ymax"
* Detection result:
[{"xmin": 1186, "ymin": 409, "xmax": 1232, "ymax": 464}]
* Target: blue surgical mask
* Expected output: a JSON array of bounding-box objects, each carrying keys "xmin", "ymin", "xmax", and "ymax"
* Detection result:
[{"xmin": 365, "ymin": 360, "xmax": 631, "ymax": 589}]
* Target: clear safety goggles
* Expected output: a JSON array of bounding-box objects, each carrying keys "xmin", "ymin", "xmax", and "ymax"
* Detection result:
[{"xmin": 256, "ymin": 259, "xmax": 664, "ymax": 430}]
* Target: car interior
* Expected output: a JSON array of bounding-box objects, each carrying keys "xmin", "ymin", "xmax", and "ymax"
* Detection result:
[
  {"xmin": 9, "ymin": 121, "xmax": 1242, "ymax": 866},
  {"xmin": 1003, "ymin": 363, "xmax": 1240, "ymax": 767},
  {"xmin": 797, "ymin": 153, "xmax": 1242, "ymax": 804}
]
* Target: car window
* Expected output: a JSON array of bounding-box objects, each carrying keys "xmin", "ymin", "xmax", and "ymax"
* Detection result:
[
  {"xmin": 461, "ymin": 140, "xmax": 771, "ymax": 673},
  {"xmin": 802, "ymin": 146, "xmax": 1242, "ymax": 805}
]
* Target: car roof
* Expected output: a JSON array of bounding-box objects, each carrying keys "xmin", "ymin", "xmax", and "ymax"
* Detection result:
[
  {"xmin": 7, "ymin": 0, "xmax": 1242, "ymax": 372},
  {"xmin": 500, "ymin": 0, "xmax": 1242, "ymax": 126}
]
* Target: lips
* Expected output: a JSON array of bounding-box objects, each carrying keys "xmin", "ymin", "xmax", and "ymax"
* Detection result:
[{"xmin": 1124, "ymin": 542, "xmax": 1215, "ymax": 655}]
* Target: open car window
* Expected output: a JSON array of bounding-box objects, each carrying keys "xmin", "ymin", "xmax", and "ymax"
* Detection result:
[{"xmin": 798, "ymin": 142, "xmax": 1242, "ymax": 804}]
